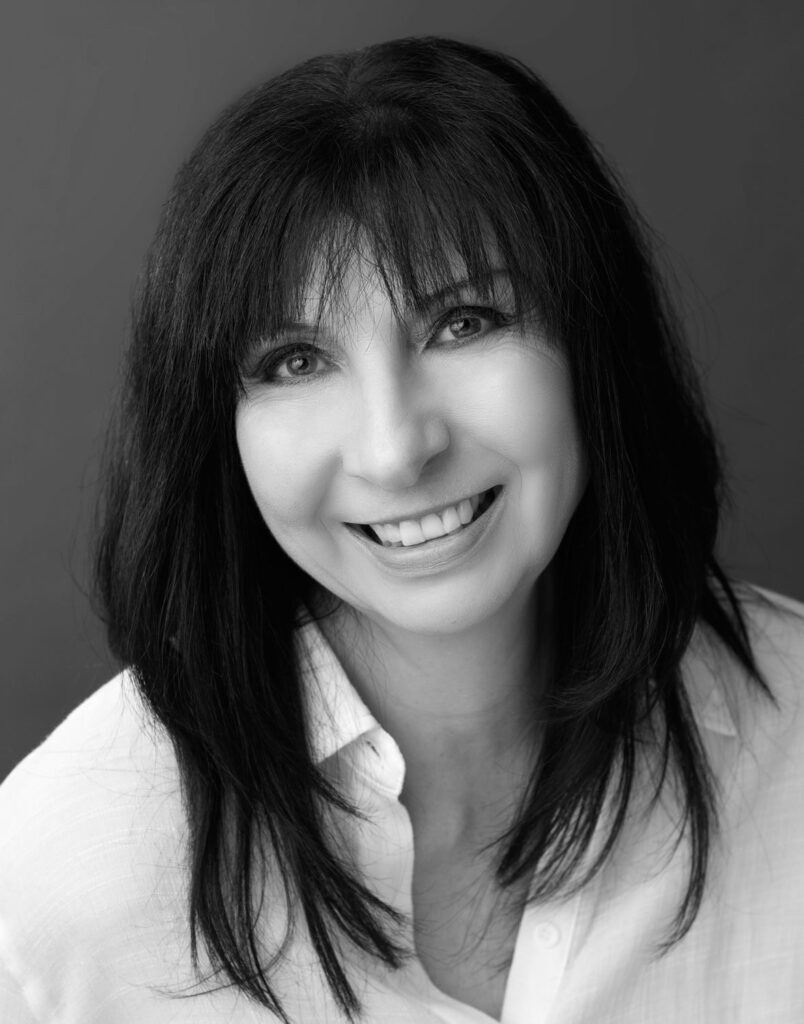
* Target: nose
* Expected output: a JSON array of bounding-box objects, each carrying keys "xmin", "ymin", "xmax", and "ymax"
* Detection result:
[{"xmin": 342, "ymin": 366, "xmax": 450, "ymax": 490}]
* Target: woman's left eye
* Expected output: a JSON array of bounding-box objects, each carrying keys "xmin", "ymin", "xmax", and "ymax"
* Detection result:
[{"xmin": 431, "ymin": 306, "xmax": 511, "ymax": 345}]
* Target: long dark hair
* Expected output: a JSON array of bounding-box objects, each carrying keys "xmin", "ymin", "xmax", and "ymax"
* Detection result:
[{"xmin": 94, "ymin": 35, "xmax": 767, "ymax": 1022}]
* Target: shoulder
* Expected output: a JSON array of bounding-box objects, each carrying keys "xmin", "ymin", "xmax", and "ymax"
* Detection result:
[
  {"xmin": 683, "ymin": 583, "xmax": 804, "ymax": 857},
  {"xmin": 649, "ymin": 586, "xmax": 804, "ymax": 1006},
  {"xmin": 0, "ymin": 669, "xmax": 187, "ymax": 901},
  {"xmin": 0, "ymin": 673, "xmax": 189, "ymax": 1016},
  {"xmin": 688, "ymin": 583, "xmax": 804, "ymax": 877},
  {"xmin": 731, "ymin": 582, "xmax": 804, "ymax": 735},
  {"xmin": 687, "ymin": 582, "xmax": 804, "ymax": 737},
  {"xmin": 736, "ymin": 584, "xmax": 804, "ymax": 793},
  {"xmin": 0, "ymin": 671, "xmax": 183, "ymax": 847},
  {"xmin": 741, "ymin": 582, "xmax": 804, "ymax": 677}
]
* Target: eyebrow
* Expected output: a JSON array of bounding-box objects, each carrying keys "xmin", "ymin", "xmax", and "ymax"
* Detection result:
[
  {"xmin": 413, "ymin": 268, "xmax": 513, "ymax": 310},
  {"xmin": 248, "ymin": 268, "xmax": 515, "ymax": 356}
]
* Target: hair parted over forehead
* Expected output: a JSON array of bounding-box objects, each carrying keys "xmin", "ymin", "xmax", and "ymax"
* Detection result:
[
  {"xmin": 98, "ymin": 36, "xmax": 768, "ymax": 1023},
  {"xmin": 147, "ymin": 34, "xmax": 648, "ymax": 402}
]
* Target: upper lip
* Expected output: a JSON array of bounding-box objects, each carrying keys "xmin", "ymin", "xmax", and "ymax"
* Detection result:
[{"xmin": 347, "ymin": 486, "xmax": 496, "ymax": 527}]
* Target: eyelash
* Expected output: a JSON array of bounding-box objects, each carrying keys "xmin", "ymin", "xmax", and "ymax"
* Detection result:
[{"xmin": 252, "ymin": 305, "xmax": 513, "ymax": 386}]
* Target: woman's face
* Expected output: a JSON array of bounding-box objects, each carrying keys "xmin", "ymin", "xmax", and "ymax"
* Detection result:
[{"xmin": 235, "ymin": 253, "xmax": 587, "ymax": 637}]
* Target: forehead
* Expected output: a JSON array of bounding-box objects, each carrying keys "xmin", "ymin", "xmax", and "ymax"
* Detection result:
[
  {"xmin": 298, "ymin": 250, "xmax": 391, "ymax": 322},
  {"xmin": 294, "ymin": 231, "xmax": 509, "ymax": 327}
]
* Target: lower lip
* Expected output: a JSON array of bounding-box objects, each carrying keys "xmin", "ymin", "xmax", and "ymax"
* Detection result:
[{"xmin": 344, "ymin": 486, "xmax": 505, "ymax": 576}]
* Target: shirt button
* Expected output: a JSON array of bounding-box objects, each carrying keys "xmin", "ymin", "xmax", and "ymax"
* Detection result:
[{"xmin": 535, "ymin": 922, "xmax": 561, "ymax": 949}]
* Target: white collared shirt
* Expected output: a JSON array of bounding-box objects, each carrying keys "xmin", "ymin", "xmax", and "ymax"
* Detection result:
[{"xmin": 1, "ymin": 587, "xmax": 803, "ymax": 1022}]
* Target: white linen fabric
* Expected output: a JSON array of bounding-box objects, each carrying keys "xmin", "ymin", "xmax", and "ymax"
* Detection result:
[{"xmin": 0, "ymin": 586, "xmax": 802, "ymax": 1023}]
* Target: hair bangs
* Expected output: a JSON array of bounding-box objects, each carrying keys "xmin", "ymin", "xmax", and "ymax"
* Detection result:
[
  {"xmin": 235, "ymin": 142, "xmax": 555, "ymax": 381},
  {"xmin": 348, "ymin": 151, "xmax": 553, "ymax": 330}
]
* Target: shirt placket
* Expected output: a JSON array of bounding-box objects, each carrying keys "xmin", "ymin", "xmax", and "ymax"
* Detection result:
[
  {"xmin": 345, "ymin": 726, "xmax": 588, "ymax": 1024},
  {"xmin": 499, "ymin": 888, "xmax": 583, "ymax": 1024}
]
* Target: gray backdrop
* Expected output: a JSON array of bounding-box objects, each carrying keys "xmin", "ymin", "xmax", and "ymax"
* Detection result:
[{"xmin": 2, "ymin": 0, "xmax": 802, "ymax": 780}]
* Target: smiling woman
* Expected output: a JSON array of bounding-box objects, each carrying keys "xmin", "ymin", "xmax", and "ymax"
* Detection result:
[
  {"xmin": 1, "ymin": 34, "xmax": 803, "ymax": 1024},
  {"xmin": 236, "ymin": 255, "xmax": 584, "ymax": 631}
]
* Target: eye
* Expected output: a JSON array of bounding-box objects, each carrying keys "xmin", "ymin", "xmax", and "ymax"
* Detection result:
[
  {"xmin": 255, "ymin": 344, "xmax": 330, "ymax": 385},
  {"xmin": 430, "ymin": 306, "xmax": 512, "ymax": 345}
]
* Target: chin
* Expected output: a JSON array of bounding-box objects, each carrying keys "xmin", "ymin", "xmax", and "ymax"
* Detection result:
[{"xmin": 351, "ymin": 570, "xmax": 537, "ymax": 639}]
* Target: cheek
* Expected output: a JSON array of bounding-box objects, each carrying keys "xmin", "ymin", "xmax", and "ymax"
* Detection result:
[
  {"xmin": 477, "ymin": 352, "xmax": 587, "ymax": 567},
  {"xmin": 455, "ymin": 347, "xmax": 584, "ymax": 478},
  {"xmin": 461, "ymin": 350, "xmax": 587, "ymax": 562},
  {"xmin": 235, "ymin": 402, "xmax": 332, "ymax": 528}
]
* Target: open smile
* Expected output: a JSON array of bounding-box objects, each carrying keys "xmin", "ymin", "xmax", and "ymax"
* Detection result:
[
  {"xmin": 347, "ymin": 486, "xmax": 501, "ymax": 548},
  {"xmin": 342, "ymin": 485, "xmax": 505, "ymax": 575}
]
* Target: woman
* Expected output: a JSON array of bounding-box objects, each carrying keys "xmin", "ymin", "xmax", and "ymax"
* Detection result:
[{"xmin": 1, "ymin": 35, "xmax": 802, "ymax": 1024}]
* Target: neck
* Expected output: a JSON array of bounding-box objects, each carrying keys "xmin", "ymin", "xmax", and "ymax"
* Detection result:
[{"xmin": 315, "ymin": 582, "xmax": 548, "ymax": 838}]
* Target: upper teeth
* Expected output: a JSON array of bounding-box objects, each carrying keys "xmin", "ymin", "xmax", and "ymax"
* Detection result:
[{"xmin": 369, "ymin": 493, "xmax": 482, "ymax": 547}]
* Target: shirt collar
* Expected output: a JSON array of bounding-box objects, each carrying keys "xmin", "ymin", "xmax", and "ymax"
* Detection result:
[
  {"xmin": 295, "ymin": 615, "xmax": 381, "ymax": 764},
  {"xmin": 295, "ymin": 614, "xmax": 739, "ymax": 770}
]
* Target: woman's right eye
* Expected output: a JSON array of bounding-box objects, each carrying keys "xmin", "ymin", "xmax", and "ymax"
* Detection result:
[{"xmin": 257, "ymin": 346, "xmax": 330, "ymax": 385}]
